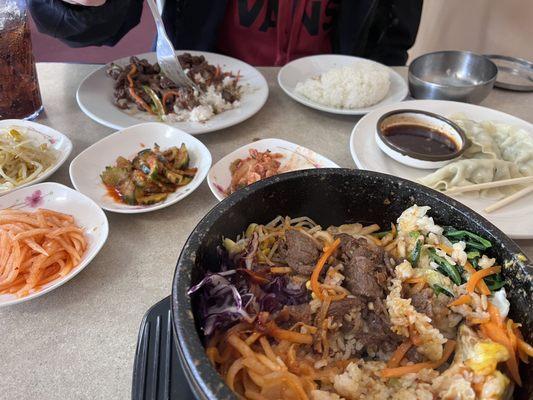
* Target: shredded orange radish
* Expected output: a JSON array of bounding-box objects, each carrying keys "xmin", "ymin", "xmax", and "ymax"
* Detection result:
[
  {"xmin": 310, "ymin": 238, "xmax": 341, "ymax": 300},
  {"xmin": 449, "ymin": 294, "xmax": 471, "ymax": 307},
  {"xmin": 380, "ymin": 340, "xmax": 456, "ymax": 378},
  {"xmin": 466, "ymin": 266, "xmax": 501, "ymax": 293},
  {"xmin": 265, "ymin": 321, "xmax": 313, "ymax": 345},
  {"xmin": 387, "ymin": 340, "xmax": 412, "ymax": 368}
]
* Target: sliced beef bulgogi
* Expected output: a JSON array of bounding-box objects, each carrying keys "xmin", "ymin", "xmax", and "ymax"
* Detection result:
[
  {"xmin": 411, "ymin": 287, "xmax": 461, "ymax": 338},
  {"xmin": 338, "ymin": 234, "xmax": 392, "ymax": 299},
  {"xmin": 326, "ymin": 234, "xmax": 402, "ymax": 355},
  {"xmin": 278, "ymin": 229, "xmax": 320, "ymax": 275}
]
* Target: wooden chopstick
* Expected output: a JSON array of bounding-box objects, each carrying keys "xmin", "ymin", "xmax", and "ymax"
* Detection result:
[
  {"xmin": 484, "ymin": 185, "xmax": 533, "ymax": 213},
  {"xmin": 444, "ymin": 176, "xmax": 533, "ymax": 195}
]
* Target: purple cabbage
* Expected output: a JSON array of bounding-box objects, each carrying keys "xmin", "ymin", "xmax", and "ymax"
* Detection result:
[
  {"xmin": 262, "ymin": 275, "xmax": 309, "ymax": 310},
  {"xmin": 189, "ymin": 237, "xmax": 309, "ymax": 337},
  {"xmin": 188, "ymin": 270, "xmax": 254, "ymax": 336}
]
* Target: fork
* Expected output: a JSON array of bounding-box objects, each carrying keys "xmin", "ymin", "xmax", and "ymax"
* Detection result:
[{"xmin": 145, "ymin": 0, "xmax": 200, "ymax": 91}]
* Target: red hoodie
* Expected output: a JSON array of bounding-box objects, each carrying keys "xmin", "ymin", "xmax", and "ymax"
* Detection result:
[{"xmin": 217, "ymin": 0, "xmax": 340, "ymax": 66}]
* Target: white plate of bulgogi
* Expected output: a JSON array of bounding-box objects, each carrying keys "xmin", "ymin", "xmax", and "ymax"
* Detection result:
[{"xmin": 76, "ymin": 51, "xmax": 269, "ymax": 135}]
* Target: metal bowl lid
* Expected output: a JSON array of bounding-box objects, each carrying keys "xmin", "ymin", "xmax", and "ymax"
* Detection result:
[{"xmin": 486, "ymin": 54, "xmax": 533, "ymax": 92}]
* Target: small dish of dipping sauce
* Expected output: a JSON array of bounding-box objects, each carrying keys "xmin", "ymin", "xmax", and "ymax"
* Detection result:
[{"xmin": 375, "ymin": 109, "xmax": 467, "ymax": 169}]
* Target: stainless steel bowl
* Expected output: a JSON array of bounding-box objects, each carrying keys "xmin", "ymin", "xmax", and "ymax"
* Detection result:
[{"xmin": 409, "ymin": 51, "xmax": 498, "ymax": 103}]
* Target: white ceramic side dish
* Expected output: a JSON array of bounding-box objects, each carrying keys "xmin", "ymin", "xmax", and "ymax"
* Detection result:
[
  {"xmin": 350, "ymin": 99, "xmax": 533, "ymax": 239},
  {"xmin": 0, "ymin": 182, "xmax": 109, "ymax": 307},
  {"xmin": 0, "ymin": 120, "xmax": 73, "ymax": 196},
  {"xmin": 76, "ymin": 51, "xmax": 269, "ymax": 134},
  {"xmin": 69, "ymin": 122, "xmax": 212, "ymax": 213},
  {"xmin": 207, "ymin": 138, "xmax": 340, "ymax": 201},
  {"xmin": 277, "ymin": 54, "xmax": 408, "ymax": 115}
]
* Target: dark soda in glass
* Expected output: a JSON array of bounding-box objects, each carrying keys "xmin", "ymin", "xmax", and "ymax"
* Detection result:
[{"xmin": 0, "ymin": 2, "xmax": 43, "ymax": 120}]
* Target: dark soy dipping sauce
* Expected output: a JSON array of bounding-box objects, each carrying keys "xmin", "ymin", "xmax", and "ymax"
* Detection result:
[{"xmin": 383, "ymin": 124, "xmax": 458, "ymax": 156}]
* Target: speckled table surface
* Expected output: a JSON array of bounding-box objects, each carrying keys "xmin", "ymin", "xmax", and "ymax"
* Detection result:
[{"xmin": 1, "ymin": 64, "xmax": 532, "ymax": 400}]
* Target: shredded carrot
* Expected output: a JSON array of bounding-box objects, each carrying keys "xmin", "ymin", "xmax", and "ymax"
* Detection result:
[
  {"xmin": 464, "ymin": 261, "xmax": 490, "ymax": 296},
  {"xmin": 214, "ymin": 65, "xmax": 221, "ymax": 78},
  {"xmin": 162, "ymin": 90, "xmax": 182, "ymax": 106},
  {"xmin": 387, "ymin": 340, "xmax": 412, "ymax": 368},
  {"xmin": 507, "ymin": 320, "xmax": 518, "ymax": 352},
  {"xmin": 488, "ymin": 301, "xmax": 503, "ymax": 328},
  {"xmin": 408, "ymin": 325, "xmax": 422, "ymax": 346},
  {"xmin": 411, "ymin": 281, "xmax": 426, "ymax": 294},
  {"xmin": 473, "ymin": 381, "xmax": 485, "ymax": 395},
  {"xmin": 449, "ymin": 294, "xmax": 471, "ymax": 307},
  {"xmin": 480, "ymin": 322, "xmax": 521, "ymax": 386},
  {"xmin": 438, "ymin": 244, "xmax": 490, "ymax": 294},
  {"xmin": 404, "ymin": 276, "xmax": 426, "ymax": 284},
  {"xmin": 264, "ymin": 321, "xmax": 313, "ymax": 345},
  {"xmin": 511, "ymin": 325, "xmax": 529, "ymax": 363},
  {"xmin": 270, "ymin": 266, "xmax": 292, "ymax": 274},
  {"xmin": 128, "ymin": 87, "xmax": 155, "ymax": 115},
  {"xmin": 436, "ymin": 244, "xmax": 454, "ymax": 254},
  {"xmin": 468, "ymin": 317, "xmax": 490, "ymax": 325},
  {"xmin": 310, "ymin": 238, "xmax": 341, "ymax": 300},
  {"xmin": 380, "ymin": 340, "xmax": 456, "ymax": 378},
  {"xmin": 324, "ymin": 292, "xmax": 346, "ymax": 301},
  {"xmin": 466, "ymin": 266, "xmax": 501, "ymax": 293},
  {"xmin": 391, "ymin": 223, "xmax": 397, "ymax": 238},
  {"xmin": 518, "ymin": 338, "xmax": 533, "ymax": 357},
  {"xmin": 127, "ymin": 64, "xmax": 137, "ymax": 87}
]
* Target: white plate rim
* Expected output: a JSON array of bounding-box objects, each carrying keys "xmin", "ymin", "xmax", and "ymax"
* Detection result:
[
  {"xmin": 76, "ymin": 50, "xmax": 269, "ymax": 135},
  {"xmin": 349, "ymin": 99, "xmax": 533, "ymax": 239},
  {"xmin": 69, "ymin": 122, "xmax": 212, "ymax": 214},
  {"xmin": 0, "ymin": 120, "xmax": 73, "ymax": 197},
  {"xmin": 277, "ymin": 54, "xmax": 408, "ymax": 116},
  {"xmin": 207, "ymin": 138, "xmax": 340, "ymax": 201},
  {"xmin": 0, "ymin": 182, "xmax": 109, "ymax": 307}
]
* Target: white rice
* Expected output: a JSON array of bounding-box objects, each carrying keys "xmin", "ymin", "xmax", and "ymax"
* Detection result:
[{"xmin": 295, "ymin": 62, "xmax": 390, "ymax": 109}]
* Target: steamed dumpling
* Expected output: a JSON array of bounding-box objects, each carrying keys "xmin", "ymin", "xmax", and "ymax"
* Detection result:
[
  {"xmin": 489, "ymin": 122, "xmax": 533, "ymax": 175},
  {"xmin": 419, "ymin": 159, "xmax": 524, "ymax": 198},
  {"xmin": 452, "ymin": 114, "xmax": 502, "ymax": 160},
  {"xmin": 419, "ymin": 116, "xmax": 533, "ymax": 198}
]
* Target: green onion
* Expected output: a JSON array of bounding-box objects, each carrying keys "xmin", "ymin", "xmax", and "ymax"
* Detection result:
[
  {"xmin": 487, "ymin": 280, "xmax": 506, "ymax": 291},
  {"xmin": 142, "ymin": 85, "xmax": 165, "ymax": 120},
  {"xmin": 443, "ymin": 227, "xmax": 492, "ymax": 250},
  {"xmin": 466, "ymin": 250, "xmax": 480, "ymax": 259},
  {"xmin": 408, "ymin": 238, "xmax": 423, "ymax": 266},
  {"xmin": 409, "ymin": 230, "xmax": 421, "ymax": 239},
  {"xmin": 433, "ymin": 284, "xmax": 454, "ymax": 297},
  {"xmin": 373, "ymin": 230, "xmax": 390, "ymax": 239},
  {"xmin": 428, "ymin": 247, "xmax": 462, "ymax": 285},
  {"xmin": 484, "ymin": 274, "xmax": 505, "ymax": 292}
]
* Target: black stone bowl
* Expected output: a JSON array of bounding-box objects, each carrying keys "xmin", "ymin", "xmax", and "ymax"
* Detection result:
[{"xmin": 171, "ymin": 169, "xmax": 532, "ymax": 400}]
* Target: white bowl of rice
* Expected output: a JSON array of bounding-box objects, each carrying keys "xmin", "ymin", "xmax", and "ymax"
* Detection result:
[{"xmin": 278, "ymin": 55, "xmax": 408, "ymax": 115}]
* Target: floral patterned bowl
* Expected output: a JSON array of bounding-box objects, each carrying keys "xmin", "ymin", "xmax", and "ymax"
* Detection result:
[
  {"xmin": 0, "ymin": 120, "xmax": 73, "ymax": 197},
  {"xmin": 0, "ymin": 182, "xmax": 108, "ymax": 307}
]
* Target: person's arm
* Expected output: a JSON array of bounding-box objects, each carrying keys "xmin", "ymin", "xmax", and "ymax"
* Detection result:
[
  {"xmin": 28, "ymin": 0, "xmax": 143, "ymax": 47},
  {"xmin": 363, "ymin": 0, "xmax": 423, "ymax": 66}
]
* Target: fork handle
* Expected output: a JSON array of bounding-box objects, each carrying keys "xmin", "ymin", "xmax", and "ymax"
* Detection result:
[{"xmin": 146, "ymin": 0, "xmax": 165, "ymax": 28}]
